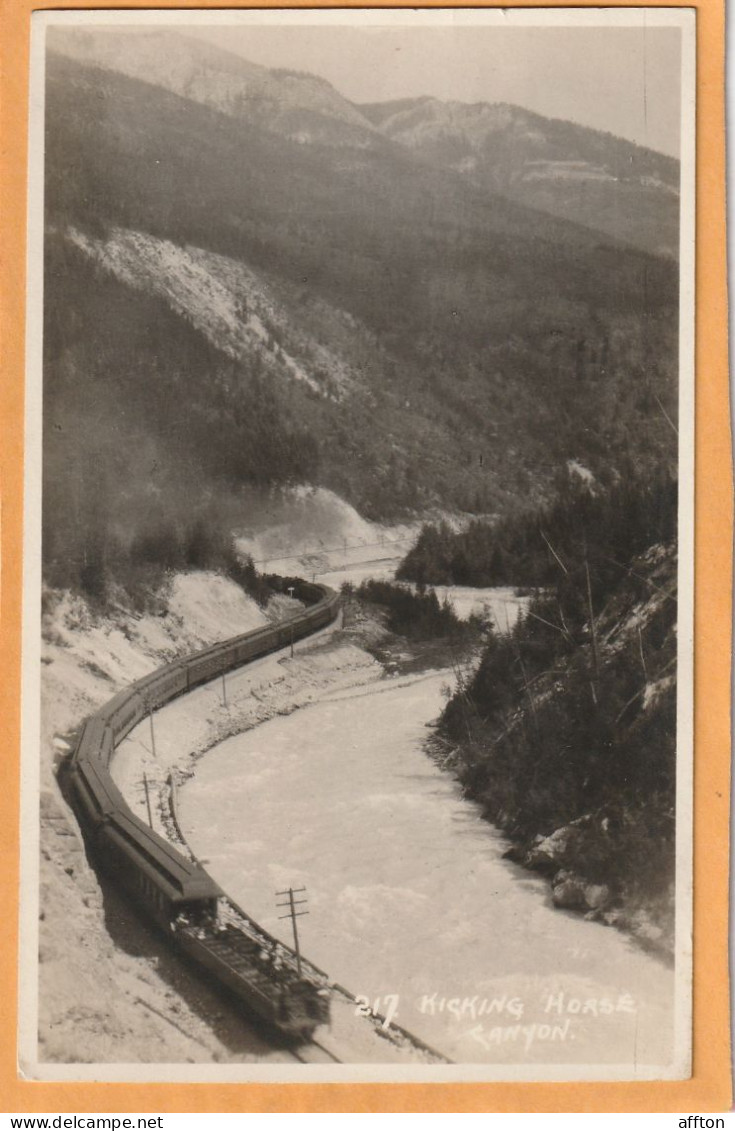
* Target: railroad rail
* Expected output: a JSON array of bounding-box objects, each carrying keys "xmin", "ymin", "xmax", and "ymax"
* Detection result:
[
  {"xmin": 291, "ymin": 1039, "xmax": 343, "ymax": 1065},
  {"xmin": 64, "ymin": 574, "xmax": 449, "ymax": 1062},
  {"xmin": 66, "ymin": 579, "xmax": 340, "ymax": 1040}
]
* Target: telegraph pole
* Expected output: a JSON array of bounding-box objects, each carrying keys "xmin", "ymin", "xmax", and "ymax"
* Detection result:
[
  {"xmin": 142, "ymin": 771, "xmax": 153, "ymax": 828},
  {"xmin": 287, "ymin": 586, "xmax": 295, "ymax": 656},
  {"xmin": 147, "ymin": 702, "xmax": 157, "ymax": 759},
  {"xmin": 276, "ymin": 886, "xmax": 308, "ymax": 977}
]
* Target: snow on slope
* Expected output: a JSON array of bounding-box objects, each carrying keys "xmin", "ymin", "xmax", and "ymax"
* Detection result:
[
  {"xmin": 41, "ymin": 571, "xmax": 271, "ymax": 783},
  {"xmin": 233, "ymin": 486, "xmax": 419, "ymax": 577},
  {"xmin": 36, "ymin": 572, "xmax": 292, "ymax": 1065}
]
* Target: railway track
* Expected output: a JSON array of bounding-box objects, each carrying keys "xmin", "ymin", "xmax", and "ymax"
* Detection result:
[
  {"xmin": 67, "ymin": 576, "xmax": 452, "ymax": 1064},
  {"xmin": 67, "ymin": 580, "xmax": 340, "ymax": 1042},
  {"xmin": 291, "ymin": 1039, "xmax": 342, "ymax": 1065}
]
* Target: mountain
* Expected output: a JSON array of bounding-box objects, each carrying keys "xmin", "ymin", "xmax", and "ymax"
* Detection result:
[
  {"xmin": 47, "ymin": 28, "xmax": 382, "ymax": 150},
  {"xmin": 360, "ymin": 97, "xmax": 680, "ymax": 257},
  {"xmin": 48, "ymin": 29, "xmax": 679, "ymax": 256},
  {"xmin": 42, "ymin": 36, "xmax": 679, "ymax": 599}
]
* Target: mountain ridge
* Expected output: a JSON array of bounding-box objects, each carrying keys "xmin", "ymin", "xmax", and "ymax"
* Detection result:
[
  {"xmin": 359, "ymin": 94, "xmax": 678, "ymax": 177},
  {"xmin": 43, "ymin": 39, "xmax": 679, "ymax": 599},
  {"xmin": 48, "ymin": 28, "xmax": 679, "ymax": 256},
  {"xmin": 47, "ymin": 28, "xmax": 384, "ymax": 150},
  {"xmin": 359, "ymin": 94, "xmax": 679, "ymax": 257}
]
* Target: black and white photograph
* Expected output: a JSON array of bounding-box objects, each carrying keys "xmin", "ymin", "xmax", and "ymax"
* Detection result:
[{"xmin": 21, "ymin": 7, "xmax": 694, "ymax": 1082}]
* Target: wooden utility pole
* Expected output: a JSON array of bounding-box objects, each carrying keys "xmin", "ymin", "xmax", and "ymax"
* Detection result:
[
  {"xmin": 142, "ymin": 771, "xmax": 153, "ymax": 828},
  {"xmin": 287, "ymin": 586, "xmax": 295, "ymax": 656},
  {"xmin": 147, "ymin": 703, "xmax": 157, "ymax": 759},
  {"xmin": 276, "ymin": 886, "xmax": 308, "ymax": 977}
]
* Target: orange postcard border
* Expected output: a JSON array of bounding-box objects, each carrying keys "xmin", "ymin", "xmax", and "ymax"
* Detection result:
[{"xmin": 0, "ymin": 0, "xmax": 731, "ymax": 1113}]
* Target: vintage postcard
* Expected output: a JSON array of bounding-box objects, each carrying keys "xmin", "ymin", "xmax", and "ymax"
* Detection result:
[{"xmin": 2, "ymin": 1, "xmax": 731, "ymax": 1111}]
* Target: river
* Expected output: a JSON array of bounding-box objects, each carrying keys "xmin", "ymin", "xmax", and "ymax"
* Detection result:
[{"xmin": 179, "ymin": 667, "xmax": 678, "ymax": 1074}]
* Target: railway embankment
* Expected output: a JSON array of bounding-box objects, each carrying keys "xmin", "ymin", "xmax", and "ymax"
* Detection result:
[
  {"xmin": 108, "ymin": 619, "xmax": 452, "ymax": 1063},
  {"xmin": 40, "ymin": 568, "xmax": 433, "ymax": 1064},
  {"xmin": 110, "ymin": 625, "xmax": 382, "ymax": 833},
  {"xmin": 38, "ymin": 571, "xmax": 333, "ymax": 1064}
]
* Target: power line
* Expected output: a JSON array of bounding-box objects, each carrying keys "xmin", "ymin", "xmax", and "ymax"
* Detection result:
[{"xmin": 276, "ymin": 886, "xmax": 309, "ymax": 977}]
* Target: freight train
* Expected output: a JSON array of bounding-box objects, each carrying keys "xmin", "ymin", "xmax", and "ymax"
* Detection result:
[{"xmin": 66, "ymin": 579, "xmax": 340, "ymax": 1040}]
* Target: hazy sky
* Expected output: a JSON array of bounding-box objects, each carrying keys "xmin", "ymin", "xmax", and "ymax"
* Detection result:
[{"xmin": 190, "ymin": 22, "xmax": 684, "ymax": 157}]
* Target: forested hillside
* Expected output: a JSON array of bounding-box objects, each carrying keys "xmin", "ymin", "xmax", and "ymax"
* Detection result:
[
  {"xmin": 397, "ymin": 470, "xmax": 677, "ymax": 587},
  {"xmin": 361, "ymin": 97, "xmax": 679, "ymax": 257},
  {"xmin": 429, "ymin": 476, "xmax": 679, "ymax": 951},
  {"xmin": 44, "ymin": 34, "xmax": 679, "ymax": 601}
]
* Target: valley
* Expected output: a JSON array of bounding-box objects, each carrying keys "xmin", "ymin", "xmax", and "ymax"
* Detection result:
[
  {"xmin": 180, "ymin": 668, "xmax": 674, "ymax": 1069},
  {"xmin": 43, "ymin": 30, "xmax": 678, "ymax": 603},
  {"xmin": 33, "ymin": 21, "xmax": 685, "ymax": 1077}
]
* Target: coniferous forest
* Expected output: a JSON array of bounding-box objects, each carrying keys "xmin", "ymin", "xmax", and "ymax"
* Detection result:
[
  {"xmin": 402, "ymin": 474, "xmax": 679, "ymax": 950},
  {"xmin": 43, "ymin": 38, "xmax": 679, "ymax": 607},
  {"xmin": 42, "ymin": 27, "xmax": 684, "ymax": 952}
]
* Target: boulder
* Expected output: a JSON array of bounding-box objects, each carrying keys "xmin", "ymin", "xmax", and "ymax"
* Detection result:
[
  {"xmin": 550, "ymin": 870, "xmax": 588, "ymax": 909},
  {"xmin": 525, "ymin": 845, "xmax": 557, "ymax": 873},
  {"xmin": 527, "ymin": 825, "xmax": 577, "ymax": 871},
  {"xmin": 526, "ymin": 815, "xmax": 596, "ymax": 873},
  {"xmin": 501, "ymin": 843, "xmax": 529, "ymax": 866},
  {"xmin": 551, "ymin": 870, "xmax": 611, "ymax": 912},
  {"xmin": 583, "ymin": 883, "xmax": 611, "ymax": 910}
]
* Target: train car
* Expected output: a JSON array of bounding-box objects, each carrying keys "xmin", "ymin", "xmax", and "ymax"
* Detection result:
[
  {"xmin": 73, "ymin": 716, "xmax": 111, "ymax": 766},
  {"xmin": 93, "ymin": 804, "xmax": 331, "ymax": 1037},
  {"xmin": 65, "ymin": 578, "xmax": 340, "ymax": 1038},
  {"xmin": 184, "ymin": 622, "xmax": 284, "ymax": 692},
  {"xmin": 98, "ymin": 807, "xmax": 221, "ymax": 931},
  {"xmin": 68, "ymin": 748, "xmax": 126, "ymax": 832},
  {"xmin": 282, "ymin": 978, "xmax": 331, "ymax": 1036},
  {"xmin": 135, "ymin": 661, "xmax": 189, "ymax": 713},
  {"xmin": 184, "ymin": 645, "xmax": 233, "ymax": 691},
  {"xmin": 180, "ymin": 584, "xmax": 337, "ymax": 692},
  {"xmin": 97, "ymin": 688, "xmax": 147, "ymax": 749},
  {"xmin": 175, "ymin": 922, "xmax": 330, "ymax": 1039},
  {"xmin": 231, "ymin": 633, "xmax": 263, "ymax": 666}
]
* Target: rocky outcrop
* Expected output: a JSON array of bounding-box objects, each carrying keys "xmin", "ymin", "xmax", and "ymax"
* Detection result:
[{"xmin": 504, "ymin": 818, "xmax": 613, "ymax": 916}]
